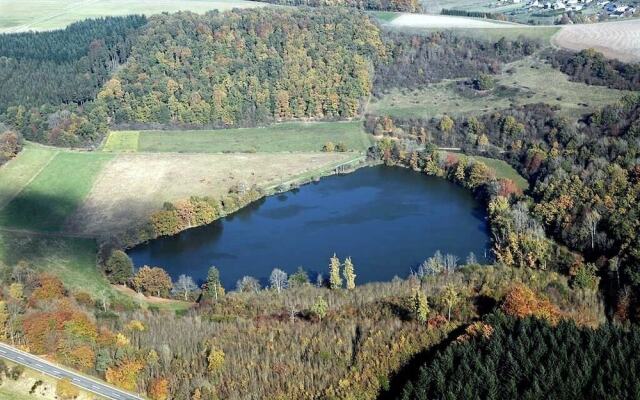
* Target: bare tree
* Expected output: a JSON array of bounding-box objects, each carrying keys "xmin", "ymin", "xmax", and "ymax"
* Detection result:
[
  {"xmin": 585, "ymin": 210, "xmax": 601, "ymax": 250},
  {"xmin": 236, "ymin": 276, "xmax": 261, "ymax": 293},
  {"xmin": 444, "ymin": 254, "xmax": 459, "ymax": 274},
  {"xmin": 269, "ymin": 269, "xmax": 288, "ymax": 294},
  {"xmin": 175, "ymin": 275, "xmax": 198, "ymax": 301}
]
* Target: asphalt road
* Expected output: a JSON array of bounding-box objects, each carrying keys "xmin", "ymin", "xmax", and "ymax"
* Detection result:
[{"xmin": 0, "ymin": 342, "xmax": 143, "ymax": 400}]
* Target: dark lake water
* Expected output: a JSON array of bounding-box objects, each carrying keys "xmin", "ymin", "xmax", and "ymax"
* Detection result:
[{"xmin": 128, "ymin": 166, "xmax": 490, "ymax": 289}]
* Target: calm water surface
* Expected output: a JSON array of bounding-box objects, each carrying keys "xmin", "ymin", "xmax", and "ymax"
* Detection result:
[{"xmin": 128, "ymin": 166, "xmax": 490, "ymax": 288}]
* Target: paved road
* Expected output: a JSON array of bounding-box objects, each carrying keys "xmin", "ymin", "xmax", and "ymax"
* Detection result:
[{"xmin": 0, "ymin": 342, "xmax": 143, "ymax": 400}]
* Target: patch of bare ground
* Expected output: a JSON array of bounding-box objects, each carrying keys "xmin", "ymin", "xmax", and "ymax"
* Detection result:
[
  {"xmin": 65, "ymin": 152, "xmax": 353, "ymax": 237},
  {"xmin": 552, "ymin": 19, "xmax": 640, "ymax": 62}
]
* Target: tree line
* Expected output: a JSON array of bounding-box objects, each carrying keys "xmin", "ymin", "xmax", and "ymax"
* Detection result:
[{"xmin": 547, "ymin": 48, "xmax": 640, "ymax": 91}]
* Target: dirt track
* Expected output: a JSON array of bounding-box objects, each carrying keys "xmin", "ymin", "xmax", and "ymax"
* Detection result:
[{"xmin": 552, "ymin": 19, "xmax": 640, "ymax": 62}]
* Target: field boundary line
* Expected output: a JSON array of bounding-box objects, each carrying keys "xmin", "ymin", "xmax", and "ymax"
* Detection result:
[
  {"xmin": 61, "ymin": 154, "xmax": 119, "ymax": 235},
  {"xmin": 0, "ymin": 149, "xmax": 59, "ymax": 210}
]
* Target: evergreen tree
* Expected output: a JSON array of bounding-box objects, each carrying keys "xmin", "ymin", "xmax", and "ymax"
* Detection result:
[
  {"xmin": 204, "ymin": 266, "xmax": 223, "ymax": 300},
  {"xmin": 104, "ymin": 250, "xmax": 133, "ymax": 284},
  {"xmin": 329, "ymin": 254, "xmax": 343, "ymax": 290}
]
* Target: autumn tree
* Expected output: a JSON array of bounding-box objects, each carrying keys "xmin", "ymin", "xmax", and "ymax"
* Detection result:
[
  {"xmin": 149, "ymin": 377, "xmax": 170, "ymax": 400},
  {"xmin": 207, "ymin": 346, "xmax": 225, "ymax": 374},
  {"xmin": 412, "ymin": 288, "xmax": 429, "ymax": 323},
  {"xmin": 343, "ymin": 257, "xmax": 356, "ymax": 290},
  {"xmin": 132, "ymin": 266, "xmax": 172, "ymax": 297},
  {"xmin": 329, "ymin": 254, "xmax": 343, "ymax": 290},
  {"xmin": 441, "ymin": 285, "xmax": 460, "ymax": 322},
  {"xmin": 310, "ymin": 297, "xmax": 328, "ymax": 321},
  {"xmin": 105, "ymin": 359, "xmax": 145, "ymax": 390},
  {"xmin": 501, "ymin": 283, "xmax": 561, "ymax": 325},
  {"xmin": 29, "ymin": 273, "xmax": 65, "ymax": 303}
]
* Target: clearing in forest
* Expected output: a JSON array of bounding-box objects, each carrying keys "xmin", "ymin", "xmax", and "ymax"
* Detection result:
[
  {"xmin": 66, "ymin": 152, "xmax": 359, "ymax": 237},
  {"xmin": 368, "ymin": 57, "xmax": 626, "ymax": 119},
  {"xmin": 102, "ymin": 121, "xmax": 373, "ymax": 153},
  {"xmin": 552, "ymin": 19, "xmax": 640, "ymax": 63},
  {"xmin": 0, "ymin": 0, "xmax": 265, "ymax": 32}
]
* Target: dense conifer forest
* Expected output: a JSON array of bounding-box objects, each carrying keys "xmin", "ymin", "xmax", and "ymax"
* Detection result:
[{"xmin": 397, "ymin": 314, "xmax": 640, "ymax": 400}]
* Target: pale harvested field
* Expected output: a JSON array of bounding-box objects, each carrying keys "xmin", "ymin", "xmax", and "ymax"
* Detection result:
[
  {"xmin": 0, "ymin": 0, "xmax": 265, "ymax": 33},
  {"xmin": 552, "ymin": 19, "xmax": 640, "ymax": 62},
  {"xmin": 66, "ymin": 152, "xmax": 354, "ymax": 236},
  {"xmin": 389, "ymin": 13, "xmax": 523, "ymax": 29}
]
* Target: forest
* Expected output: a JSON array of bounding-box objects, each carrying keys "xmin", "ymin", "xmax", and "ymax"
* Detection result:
[
  {"xmin": 397, "ymin": 313, "xmax": 640, "ymax": 399},
  {"xmin": 96, "ymin": 9, "xmax": 385, "ymax": 128}
]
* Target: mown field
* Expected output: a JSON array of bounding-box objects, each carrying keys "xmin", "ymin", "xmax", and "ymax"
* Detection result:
[
  {"xmin": 0, "ymin": 150, "xmax": 113, "ymax": 232},
  {"xmin": 102, "ymin": 121, "xmax": 373, "ymax": 153},
  {"xmin": 552, "ymin": 19, "xmax": 640, "ymax": 63},
  {"xmin": 368, "ymin": 57, "xmax": 626, "ymax": 119},
  {"xmin": 0, "ymin": 0, "xmax": 264, "ymax": 32}
]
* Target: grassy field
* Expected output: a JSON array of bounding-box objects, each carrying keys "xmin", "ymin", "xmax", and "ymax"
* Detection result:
[
  {"xmin": 0, "ymin": 151, "xmax": 113, "ymax": 232},
  {"xmin": 103, "ymin": 121, "xmax": 373, "ymax": 153},
  {"xmin": 368, "ymin": 56, "xmax": 626, "ymax": 119},
  {"xmin": 0, "ymin": 145, "xmax": 58, "ymax": 209},
  {"xmin": 441, "ymin": 151, "xmax": 528, "ymax": 190},
  {"xmin": 0, "ymin": 231, "xmax": 110, "ymax": 294},
  {"xmin": 0, "ymin": 0, "xmax": 265, "ymax": 32}
]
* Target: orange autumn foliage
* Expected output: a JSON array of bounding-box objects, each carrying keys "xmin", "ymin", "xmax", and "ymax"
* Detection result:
[
  {"xmin": 501, "ymin": 283, "xmax": 561, "ymax": 325},
  {"xmin": 23, "ymin": 304, "xmax": 96, "ymax": 354},
  {"xmin": 148, "ymin": 377, "xmax": 170, "ymax": 400},
  {"xmin": 105, "ymin": 359, "xmax": 145, "ymax": 391},
  {"xmin": 29, "ymin": 273, "xmax": 65, "ymax": 305}
]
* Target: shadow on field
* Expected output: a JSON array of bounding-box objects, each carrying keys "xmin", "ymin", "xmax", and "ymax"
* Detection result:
[{"xmin": 0, "ymin": 192, "xmax": 82, "ymax": 232}]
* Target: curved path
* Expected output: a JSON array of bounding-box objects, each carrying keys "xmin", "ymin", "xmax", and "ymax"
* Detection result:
[{"xmin": 0, "ymin": 342, "xmax": 143, "ymax": 400}]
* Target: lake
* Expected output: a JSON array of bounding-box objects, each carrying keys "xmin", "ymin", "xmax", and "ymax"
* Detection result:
[{"xmin": 127, "ymin": 165, "xmax": 490, "ymax": 289}]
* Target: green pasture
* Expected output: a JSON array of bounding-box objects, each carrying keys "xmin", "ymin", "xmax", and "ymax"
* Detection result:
[
  {"xmin": 103, "ymin": 121, "xmax": 373, "ymax": 153},
  {"xmin": 0, "ymin": 151, "xmax": 113, "ymax": 232}
]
